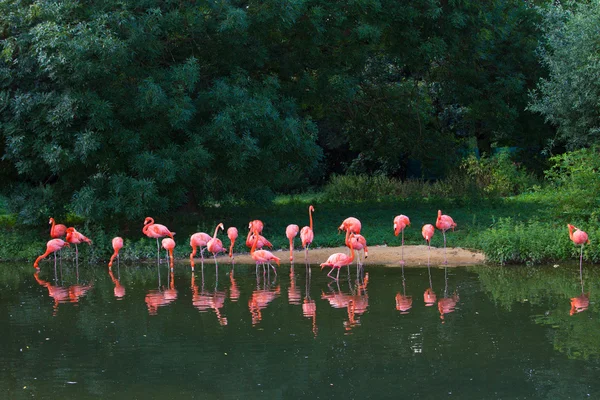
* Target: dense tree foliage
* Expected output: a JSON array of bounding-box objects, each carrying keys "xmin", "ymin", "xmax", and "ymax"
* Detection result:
[
  {"xmin": 529, "ymin": 1, "xmax": 600, "ymax": 149},
  {"xmin": 0, "ymin": 0, "xmax": 591, "ymax": 226}
]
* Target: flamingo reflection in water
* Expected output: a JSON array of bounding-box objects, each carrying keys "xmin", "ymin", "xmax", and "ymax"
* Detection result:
[
  {"xmin": 108, "ymin": 268, "xmax": 126, "ymax": 299},
  {"xmin": 229, "ymin": 268, "xmax": 241, "ymax": 303},
  {"xmin": 423, "ymin": 235, "xmax": 437, "ymax": 307},
  {"xmin": 302, "ymin": 266, "xmax": 318, "ymax": 337},
  {"xmin": 191, "ymin": 270, "xmax": 228, "ymax": 326},
  {"xmin": 248, "ymin": 275, "xmax": 281, "ymax": 326},
  {"xmin": 438, "ymin": 267, "xmax": 459, "ymax": 322},
  {"xmin": 288, "ymin": 266, "xmax": 302, "ymax": 305},
  {"xmin": 34, "ymin": 271, "xmax": 93, "ymax": 316},
  {"xmin": 570, "ymin": 266, "xmax": 589, "ymax": 316},
  {"xmin": 321, "ymin": 273, "xmax": 369, "ymax": 333},
  {"xmin": 395, "ymin": 263, "xmax": 412, "ymax": 314},
  {"xmin": 145, "ymin": 269, "xmax": 178, "ymax": 316}
]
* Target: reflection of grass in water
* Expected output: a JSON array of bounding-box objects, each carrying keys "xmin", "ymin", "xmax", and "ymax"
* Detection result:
[{"xmin": 473, "ymin": 265, "xmax": 600, "ymax": 360}]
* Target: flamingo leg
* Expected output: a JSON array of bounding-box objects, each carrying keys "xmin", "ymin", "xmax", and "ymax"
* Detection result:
[
  {"xmin": 327, "ymin": 268, "xmax": 334, "ymax": 278},
  {"xmin": 443, "ymin": 230, "xmax": 448, "ymax": 265},
  {"xmin": 156, "ymin": 238, "xmax": 160, "ymax": 264},
  {"xmin": 580, "ymin": 244, "xmax": 584, "ymax": 284},
  {"xmin": 400, "ymin": 230, "xmax": 405, "ymax": 265},
  {"xmin": 336, "ymin": 267, "xmax": 341, "ymax": 281},
  {"xmin": 427, "ymin": 243, "xmax": 431, "ymax": 267},
  {"xmin": 271, "ymin": 264, "xmax": 277, "ymax": 276}
]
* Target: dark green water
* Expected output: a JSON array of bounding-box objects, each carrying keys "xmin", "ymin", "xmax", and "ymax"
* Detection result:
[{"xmin": 2, "ymin": 261, "xmax": 599, "ymax": 399}]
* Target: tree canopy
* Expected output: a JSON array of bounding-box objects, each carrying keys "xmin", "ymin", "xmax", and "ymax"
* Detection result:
[{"xmin": 0, "ymin": 0, "xmax": 593, "ymax": 226}]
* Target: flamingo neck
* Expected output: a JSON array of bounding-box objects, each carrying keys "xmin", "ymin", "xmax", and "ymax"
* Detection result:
[
  {"xmin": 309, "ymin": 206, "xmax": 313, "ymax": 231},
  {"xmin": 251, "ymin": 230, "xmax": 259, "ymax": 255},
  {"xmin": 143, "ymin": 219, "xmax": 154, "ymax": 234},
  {"xmin": 348, "ymin": 233, "xmax": 355, "ymax": 262},
  {"xmin": 568, "ymin": 225, "xmax": 575, "ymax": 241},
  {"xmin": 213, "ymin": 224, "xmax": 222, "ymax": 239}
]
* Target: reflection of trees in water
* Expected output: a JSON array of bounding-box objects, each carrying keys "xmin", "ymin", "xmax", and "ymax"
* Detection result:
[{"xmin": 474, "ymin": 265, "xmax": 600, "ymax": 360}]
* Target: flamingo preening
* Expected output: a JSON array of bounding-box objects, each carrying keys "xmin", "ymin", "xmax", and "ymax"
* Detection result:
[
  {"xmin": 286, "ymin": 224, "xmax": 300, "ymax": 262},
  {"xmin": 436, "ymin": 210, "xmax": 456, "ymax": 265}
]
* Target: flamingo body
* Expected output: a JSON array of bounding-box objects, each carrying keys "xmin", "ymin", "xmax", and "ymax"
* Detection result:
[
  {"xmin": 162, "ymin": 238, "xmax": 176, "ymax": 269},
  {"xmin": 66, "ymin": 227, "xmax": 92, "ymax": 245},
  {"xmin": 190, "ymin": 232, "xmax": 212, "ymax": 261},
  {"xmin": 422, "ymin": 224, "xmax": 435, "ymax": 243},
  {"xmin": 108, "ymin": 237, "xmax": 123, "ymax": 268},
  {"xmin": 286, "ymin": 224, "xmax": 300, "ymax": 261},
  {"xmin": 568, "ymin": 224, "xmax": 589, "ymax": 245},
  {"xmin": 436, "ymin": 210, "xmax": 457, "ymax": 232},
  {"xmin": 49, "ymin": 218, "xmax": 67, "ymax": 238},
  {"xmin": 339, "ymin": 217, "xmax": 361, "ymax": 234},
  {"xmin": 143, "ymin": 217, "xmax": 175, "ymax": 239},
  {"xmin": 393, "ymin": 215, "xmax": 410, "ymax": 236},
  {"xmin": 34, "ymin": 239, "xmax": 69, "ymax": 269},
  {"xmin": 227, "ymin": 227, "xmax": 238, "ymax": 258},
  {"xmin": 245, "ymin": 231, "xmax": 273, "ymax": 250}
]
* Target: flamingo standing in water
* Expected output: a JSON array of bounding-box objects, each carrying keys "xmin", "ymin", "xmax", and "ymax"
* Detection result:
[
  {"xmin": 300, "ymin": 205, "xmax": 315, "ymax": 261},
  {"xmin": 227, "ymin": 227, "xmax": 238, "ymax": 261},
  {"xmin": 206, "ymin": 223, "xmax": 226, "ymax": 268},
  {"xmin": 436, "ymin": 210, "xmax": 457, "ymax": 264},
  {"xmin": 394, "ymin": 214, "xmax": 410, "ymax": 265},
  {"xmin": 568, "ymin": 224, "xmax": 590, "ymax": 284},
  {"xmin": 422, "ymin": 224, "xmax": 435, "ymax": 266},
  {"xmin": 162, "ymin": 238, "xmax": 176, "ymax": 270},
  {"xmin": 143, "ymin": 217, "xmax": 175, "ymax": 264},
  {"xmin": 108, "ymin": 237, "xmax": 123, "ymax": 269},
  {"xmin": 34, "ymin": 239, "xmax": 70, "ymax": 269},
  {"xmin": 65, "ymin": 227, "xmax": 92, "ymax": 263},
  {"xmin": 338, "ymin": 217, "xmax": 361, "ymax": 234},
  {"xmin": 286, "ymin": 224, "xmax": 300, "ymax": 262},
  {"xmin": 250, "ymin": 228, "xmax": 280, "ymax": 275},
  {"xmin": 190, "ymin": 231, "xmax": 212, "ymax": 266},
  {"xmin": 320, "ymin": 231, "xmax": 356, "ymax": 280},
  {"xmin": 346, "ymin": 232, "xmax": 368, "ymax": 266}
]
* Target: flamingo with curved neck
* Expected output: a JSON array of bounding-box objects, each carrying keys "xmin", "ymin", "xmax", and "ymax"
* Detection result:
[
  {"xmin": 251, "ymin": 228, "xmax": 280, "ymax": 275},
  {"xmin": 300, "ymin": 205, "xmax": 315, "ymax": 261},
  {"xmin": 143, "ymin": 217, "xmax": 175, "ymax": 264},
  {"xmin": 207, "ymin": 223, "xmax": 226, "ymax": 268}
]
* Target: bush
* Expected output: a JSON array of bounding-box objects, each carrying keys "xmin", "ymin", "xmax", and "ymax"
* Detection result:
[{"xmin": 461, "ymin": 152, "xmax": 539, "ymax": 197}]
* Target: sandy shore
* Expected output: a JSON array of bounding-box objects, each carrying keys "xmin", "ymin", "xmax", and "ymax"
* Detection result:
[{"xmin": 209, "ymin": 245, "xmax": 485, "ymax": 267}]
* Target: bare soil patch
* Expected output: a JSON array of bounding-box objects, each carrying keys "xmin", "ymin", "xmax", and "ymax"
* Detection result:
[{"xmin": 214, "ymin": 245, "xmax": 485, "ymax": 267}]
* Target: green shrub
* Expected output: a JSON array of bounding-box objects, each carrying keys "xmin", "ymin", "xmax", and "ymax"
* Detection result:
[
  {"xmin": 479, "ymin": 218, "xmax": 600, "ymax": 265},
  {"xmin": 461, "ymin": 152, "xmax": 539, "ymax": 197}
]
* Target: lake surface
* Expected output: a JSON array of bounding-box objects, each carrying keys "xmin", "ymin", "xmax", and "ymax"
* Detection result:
[{"xmin": 2, "ymin": 260, "xmax": 599, "ymax": 399}]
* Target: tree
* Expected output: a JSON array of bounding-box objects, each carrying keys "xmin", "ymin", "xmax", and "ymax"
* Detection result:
[{"xmin": 529, "ymin": 1, "xmax": 600, "ymax": 150}]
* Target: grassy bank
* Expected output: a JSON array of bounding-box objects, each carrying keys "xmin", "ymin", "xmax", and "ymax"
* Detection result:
[{"xmin": 1, "ymin": 194, "xmax": 597, "ymax": 266}]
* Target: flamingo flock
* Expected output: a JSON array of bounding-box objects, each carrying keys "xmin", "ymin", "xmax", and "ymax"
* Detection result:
[{"xmin": 33, "ymin": 210, "xmax": 592, "ymax": 300}]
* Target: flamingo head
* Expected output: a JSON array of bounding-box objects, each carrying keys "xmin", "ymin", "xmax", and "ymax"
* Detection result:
[
  {"xmin": 248, "ymin": 222, "xmax": 252, "ymax": 230},
  {"xmin": 48, "ymin": 218, "xmax": 54, "ymax": 225},
  {"xmin": 66, "ymin": 227, "xmax": 75, "ymax": 234},
  {"xmin": 309, "ymin": 205, "xmax": 315, "ymax": 213},
  {"xmin": 393, "ymin": 223, "xmax": 399, "ymax": 236},
  {"xmin": 218, "ymin": 223, "xmax": 224, "ymax": 231},
  {"xmin": 144, "ymin": 217, "xmax": 153, "ymax": 226}
]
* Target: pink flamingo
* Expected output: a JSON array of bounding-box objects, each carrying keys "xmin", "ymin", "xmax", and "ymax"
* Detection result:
[
  {"xmin": 339, "ymin": 217, "xmax": 361, "ymax": 234},
  {"xmin": 346, "ymin": 233, "xmax": 368, "ymax": 265},
  {"xmin": 245, "ymin": 230, "xmax": 273, "ymax": 250},
  {"xmin": 320, "ymin": 231, "xmax": 356, "ymax": 280},
  {"xmin": 162, "ymin": 238, "xmax": 176, "ymax": 270},
  {"xmin": 227, "ymin": 227, "xmax": 238, "ymax": 261},
  {"xmin": 393, "ymin": 214, "xmax": 410, "ymax": 264},
  {"xmin": 422, "ymin": 224, "xmax": 435, "ymax": 265},
  {"xmin": 34, "ymin": 239, "xmax": 70, "ymax": 269},
  {"xmin": 568, "ymin": 224, "xmax": 590, "ymax": 283},
  {"xmin": 143, "ymin": 217, "xmax": 175, "ymax": 264},
  {"xmin": 65, "ymin": 227, "xmax": 92, "ymax": 262},
  {"xmin": 249, "ymin": 220, "xmax": 264, "ymax": 234},
  {"xmin": 436, "ymin": 210, "xmax": 457, "ymax": 264},
  {"xmin": 206, "ymin": 223, "xmax": 226, "ymax": 267},
  {"xmin": 108, "ymin": 237, "xmax": 123, "ymax": 269},
  {"xmin": 49, "ymin": 217, "xmax": 67, "ymax": 238},
  {"xmin": 300, "ymin": 205, "xmax": 315, "ymax": 261},
  {"xmin": 286, "ymin": 224, "xmax": 300, "ymax": 262},
  {"xmin": 190, "ymin": 231, "xmax": 212, "ymax": 265},
  {"xmin": 250, "ymin": 229, "xmax": 280, "ymax": 275}
]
